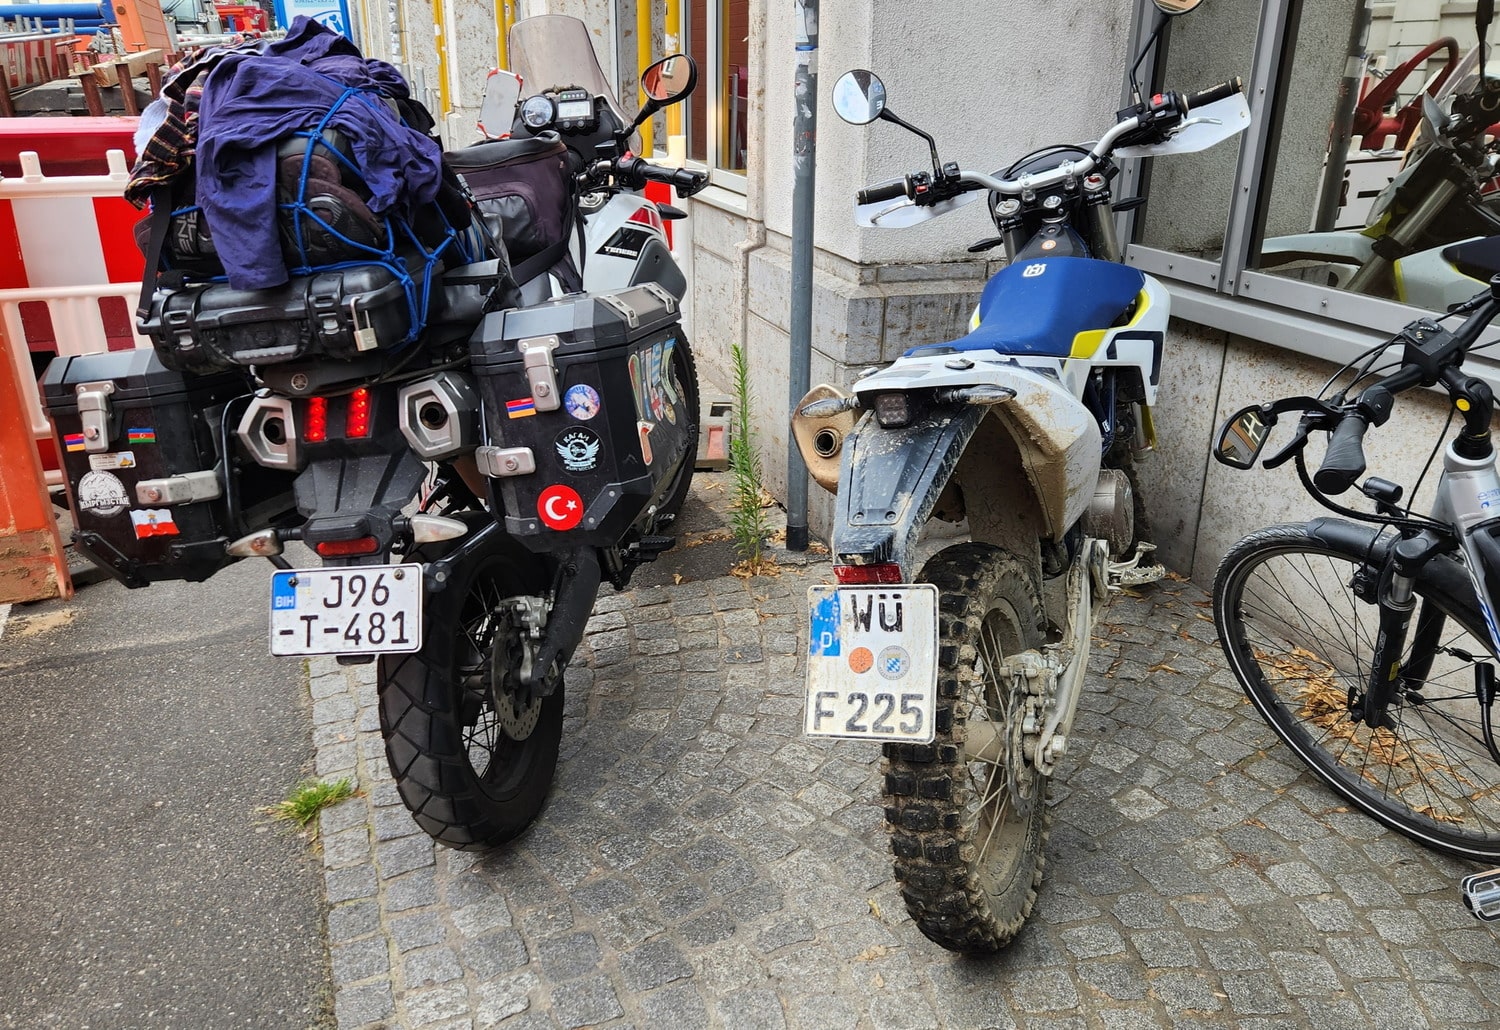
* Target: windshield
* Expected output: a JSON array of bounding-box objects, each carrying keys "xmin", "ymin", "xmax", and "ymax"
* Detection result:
[{"xmin": 508, "ymin": 15, "xmax": 628, "ymax": 122}]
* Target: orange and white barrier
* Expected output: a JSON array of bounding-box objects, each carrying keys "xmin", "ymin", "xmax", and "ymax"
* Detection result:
[{"xmin": 0, "ymin": 147, "xmax": 149, "ymax": 485}]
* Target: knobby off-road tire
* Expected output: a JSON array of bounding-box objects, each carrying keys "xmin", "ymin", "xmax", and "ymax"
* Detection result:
[
  {"xmin": 1214, "ymin": 523, "xmax": 1500, "ymax": 861},
  {"xmin": 883, "ymin": 541, "xmax": 1052, "ymax": 953},
  {"xmin": 378, "ymin": 536, "xmax": 563, "ymax": 849}
]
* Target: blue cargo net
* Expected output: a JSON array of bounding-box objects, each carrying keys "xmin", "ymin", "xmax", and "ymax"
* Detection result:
[{"xmin": 166, "ymin": 85, "xmax": 477, "ymax": 351}]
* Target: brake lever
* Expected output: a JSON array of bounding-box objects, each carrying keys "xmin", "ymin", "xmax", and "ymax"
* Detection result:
[{"xmin": 1262, "ymin": 420, "xmax": 1311, "ymax": 470}]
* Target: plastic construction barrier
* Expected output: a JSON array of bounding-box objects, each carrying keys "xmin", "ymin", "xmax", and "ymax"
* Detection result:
[{"xmin": 0, "ymin": 147, "xmax": 149, "ymax": 487}]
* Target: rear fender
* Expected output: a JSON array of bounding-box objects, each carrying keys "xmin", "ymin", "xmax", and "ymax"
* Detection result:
[{"xmin": 831, "ymin": 406, "xmax": 986, "ymax": 577}]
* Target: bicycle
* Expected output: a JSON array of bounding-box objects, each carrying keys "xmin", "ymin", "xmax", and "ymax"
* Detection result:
[{"xmin": 1212, "ymin": 265, "xmax": 1500, "ymax": 862}]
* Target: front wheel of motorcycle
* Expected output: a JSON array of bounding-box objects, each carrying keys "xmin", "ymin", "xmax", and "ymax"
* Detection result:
[
  {"xmin": 883, "ymin": 541, "xmax": 1051, "ymax": 953},
  {"xmin": 377, "ymin": 526, "xmax": 563, "ymax": 849}
]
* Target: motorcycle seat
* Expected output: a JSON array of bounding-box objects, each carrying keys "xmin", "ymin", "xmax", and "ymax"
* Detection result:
[
  {"xmin": 1442, "ymin": 236, "xmax": 1500, "ymax": 285},
  {"xmin": 910, "ymin": 257, "xmax": 1146, "ymax": 358}
]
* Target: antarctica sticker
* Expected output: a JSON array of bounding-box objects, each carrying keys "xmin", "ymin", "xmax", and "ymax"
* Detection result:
[
  {"xmin": 77, "ymin": 470, "xmax": 131, "ymax": 518},
  {"xmin": 564, "ymin": 384, "xmax": 602, "ymax": 421},
  {"xmin": 555, "ymin": 427, "xmax": 603, "ymax": 474}
]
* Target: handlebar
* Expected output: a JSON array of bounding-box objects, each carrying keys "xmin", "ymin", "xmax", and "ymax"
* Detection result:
[
  {"xmin": 1303, "ymin": 295, "xmax": 1500, "ymax": 492},
  {"xmin": 857, "ymin": 178, "xmax": 910, "ymax": 205},
  {"xmin": 1313, "ymin": 413, "xmax": 1371, "ymax": 495},
  {"xmin": 1185, "ymin": 77, "xmax": 1244, "ymax": 112},
  {"xmin": 590, "ymin": 155, "xmax": 711, "ymax": 197},
  {"xmin": 853, "ymin": 77, "xmax": 1245, "ymax": 208}
]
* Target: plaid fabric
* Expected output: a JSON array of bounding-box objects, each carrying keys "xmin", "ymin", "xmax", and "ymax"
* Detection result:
[{"xmin": 125, "ymin": 38, "xmax": 266, "ymax": 209}]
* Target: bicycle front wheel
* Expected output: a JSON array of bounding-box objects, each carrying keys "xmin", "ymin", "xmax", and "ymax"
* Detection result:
[{"xmin": 1214, "ymin": 523, "xmax": 1500, "ymax": 860}]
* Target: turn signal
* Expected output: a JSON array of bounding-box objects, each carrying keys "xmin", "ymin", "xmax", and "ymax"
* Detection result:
[
  {"xmin": 315, "ymin": 536, "xmax": 381, "ymax": 557},
  {"xmin": 833, "ymin": 563, "xmax": 905, "ymax": 585},
  {"xmin": 346, "ymin": 387, "xmax": 372, "ymax": 439},
  {"xmin": 225, "ymin": 529, "xmax": 284, "ymax": 558},
  {"xmin": 409, "ymin": 514, "xmax": 469, "ymax": 544},
  {"xmin": 305, "ymin": 396, "xmax": 328, "ymax": 443}
]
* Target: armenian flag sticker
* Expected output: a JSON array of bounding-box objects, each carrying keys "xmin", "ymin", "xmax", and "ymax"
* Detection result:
[
  {"xmin": 127, "ymin": 427, "xmax": 156, "ymax": 445},
  {"xmin": 506, "ymin": 398, "xmax": 537, "ymax": 419},
  {"xmin": 63, "ymin": 433, "xmax": 86, "ymax": 452}
]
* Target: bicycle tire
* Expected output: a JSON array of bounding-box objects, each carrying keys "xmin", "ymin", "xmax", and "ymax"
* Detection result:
[{"xmin": 1214, "ymin": 522, "xmax": 1500, "ymax": 860}]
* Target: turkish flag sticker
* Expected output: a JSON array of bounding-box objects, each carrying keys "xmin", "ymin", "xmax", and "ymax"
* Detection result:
[{"xmin": 537, "ymin": 484, "xmax": 585, "ymax": 531}]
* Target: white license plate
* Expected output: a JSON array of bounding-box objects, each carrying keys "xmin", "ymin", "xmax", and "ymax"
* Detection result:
[
  {"xmin": 804, "ymin": 584, "xmax": 938, "ymax": 743},
  {"xmin": 269, "ymin": 564, "xmax": 424, "ymax": 656}
]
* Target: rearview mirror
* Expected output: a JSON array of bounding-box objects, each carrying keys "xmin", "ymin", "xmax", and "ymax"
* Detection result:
[
  {"xmin": 641, "ymin": 55, "xmax": 697, "ymax": 103},
  {"xmin": 832, "ymin": 69, "xmax": 887, "ymax": 125},
  {"xmin": 1215, "ymin": 406, "xmax": 1273, "ymax": 469},
  {"xmin": 1154, "ymin": 0, "xmax": 1205, "ymax": 14}
]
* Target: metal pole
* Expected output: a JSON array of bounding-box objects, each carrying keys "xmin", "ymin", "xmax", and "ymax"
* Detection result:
[
  {"xmin": 1314, "ymin": 0, "xmax": 1373, "ymax": 233},
  {"xmin": 786, "ymin": 0, "xmax": 816, "ymax": 552}
]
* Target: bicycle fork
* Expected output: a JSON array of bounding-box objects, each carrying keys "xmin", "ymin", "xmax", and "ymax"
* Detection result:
[{"xmin": 1358, "ymin": 534, "xmax": 1448, "ymax": 729}]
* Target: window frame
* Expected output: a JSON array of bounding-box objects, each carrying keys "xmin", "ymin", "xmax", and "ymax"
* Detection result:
[{"xmin": 1120, "ymin": 0, "xmax": 1500, "ymax": 382}]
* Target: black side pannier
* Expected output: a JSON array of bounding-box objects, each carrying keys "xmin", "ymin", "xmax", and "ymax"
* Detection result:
[
  {"xmin": 42, "ymin": 349, "xmax": 298, "ymax": 588},
  {"xmin": 446, "ymin": 132, "xmax": 581, "ymax": 291},
  {"xmin": 468, "ymin": 284, "xmax": 692, "ymax": 552}
]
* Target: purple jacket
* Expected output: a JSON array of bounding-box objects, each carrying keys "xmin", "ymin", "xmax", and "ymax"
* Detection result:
[{"xmin": 195, "ymin": 18, "xmax": 444, "ymax": 289}]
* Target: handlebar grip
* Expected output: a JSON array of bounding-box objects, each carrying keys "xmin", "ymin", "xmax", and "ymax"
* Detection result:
[
  {"xmin": 1184, "ymin": 77, "xmax": 1244, "ymax": 111},
  {"xmin": 1313, "ymin": 413, "xmax": 1370, "ymax": 495},
  {"xmin": 857, "ymin": 178, "xmax": 910, "ymax": 205}
]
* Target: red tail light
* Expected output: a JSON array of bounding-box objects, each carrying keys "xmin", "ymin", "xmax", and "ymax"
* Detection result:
[
  {"xmin": 833, "ymin": 563, "xmax": 905, "ymax": 585},
  {"xmin": 627, "ymin": 205, "xmax": 665, "ymax": 234},
  {"xmin": 304, "ymin": 396, "xmax": 328, "ymax": 443},
  {"xmin": 346, "ymin": 387, "xmax": 372, "ymax": 439},
  {"xmin": 315, "ymin": 536, "xmax": 380, "ymax": 557}
]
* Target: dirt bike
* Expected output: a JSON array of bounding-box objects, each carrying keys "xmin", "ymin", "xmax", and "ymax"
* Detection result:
[
  {"xmin": 791, "ymin": 0, "xmax": 1247, "ymax": 953},
  {"xmin": 1260, "ymin": 1, "xmax": 1500, "ymax": 311},
  {"xmin": 44, "ymin": 23, "xmax": 708, "ymax": 850}
]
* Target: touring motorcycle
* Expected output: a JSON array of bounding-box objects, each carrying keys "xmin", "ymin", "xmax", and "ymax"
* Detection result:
[
  {"xmin": 45, "ymin": 20, "xmax": 709, "ymax": 850},
  {"xmin": 792, "ymin": 0, "xmax": 1248, "ymax": 952}
]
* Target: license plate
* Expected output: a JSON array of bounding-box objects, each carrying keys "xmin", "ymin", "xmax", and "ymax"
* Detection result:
[
  {"xmin": 804, "ymin": 584, "xmax": 938, "ymax": 743},
  {"xmin": 269, "ymin": 564, "xmax": 423, "ymax": 656}
]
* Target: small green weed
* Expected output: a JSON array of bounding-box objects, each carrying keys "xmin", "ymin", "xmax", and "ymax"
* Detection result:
[
  {"xmin": 268, "ymin": 777, "xmax": 357, "ymax": 833},
  {"xmin": 728, "ymin": 343, "xmax": 775, "ymax": 575}
]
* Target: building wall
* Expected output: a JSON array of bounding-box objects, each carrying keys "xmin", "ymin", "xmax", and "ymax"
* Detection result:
[{"xmin": 377, "ymin": 0, "xmax": 1473, "ymax": 586}]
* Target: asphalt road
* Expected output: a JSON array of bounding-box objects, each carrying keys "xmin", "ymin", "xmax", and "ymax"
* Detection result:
[{"xmin": 0, "ymin": 559, "xmax": 333, "ymax": 1029}]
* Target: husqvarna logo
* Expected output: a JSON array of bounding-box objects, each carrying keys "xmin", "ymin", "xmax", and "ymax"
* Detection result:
[{"xmin": 1022, "ymin": 263, "xmax": 1047, "ymax": 278}]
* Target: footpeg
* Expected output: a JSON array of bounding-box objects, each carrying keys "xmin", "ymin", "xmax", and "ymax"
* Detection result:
[
  {"xmin": 1462, "ymin": 868, "xmax": 1500, "ymax": 920},
  {"xmin": 627, "ymin": 535, "xmax": 677, "ymax": 561},
  {"xmin": 1108, "ymin": 541, "xmax": 1166, "ymax": 588}
]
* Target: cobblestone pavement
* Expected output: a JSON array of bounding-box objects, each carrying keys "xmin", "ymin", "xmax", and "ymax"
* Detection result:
[{"xmin": 309, "ymin": 486, "xmax": 1500, "ymax": 1029}]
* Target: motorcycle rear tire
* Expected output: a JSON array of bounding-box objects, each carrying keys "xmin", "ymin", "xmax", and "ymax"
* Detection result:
[
  {"xmin": 884, "ymin": 541, "xmax": 1052, "ymax": 953},
  {"xmin": 378, "ymin": 530, "xmax": 563, "ymax": 849}
]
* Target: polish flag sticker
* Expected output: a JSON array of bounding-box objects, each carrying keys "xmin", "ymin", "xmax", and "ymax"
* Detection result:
[{"xmin": 537, "ymin": 484, "xmax": 585, "ymax": 531}]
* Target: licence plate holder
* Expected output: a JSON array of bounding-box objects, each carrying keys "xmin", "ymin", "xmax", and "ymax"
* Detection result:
[
  {"xmin": 804, "ymin": 584, "xmax": 938, "ymax": 743},
  {"xmin": 269, "ymin": 563, "xmax": 424, "ymax": 656}
]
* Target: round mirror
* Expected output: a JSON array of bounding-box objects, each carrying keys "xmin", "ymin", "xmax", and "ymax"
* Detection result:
[
  {"xmin": 641, "ymin": 55, "xmax": 697, "ymax": 103},
  {"xmin": 1153, "ymin": 0, "xmax": 1204, "ymax": 14},
  {"xmin": 832, "ymin": 70, "xmax": 887, "ymax": 125}
]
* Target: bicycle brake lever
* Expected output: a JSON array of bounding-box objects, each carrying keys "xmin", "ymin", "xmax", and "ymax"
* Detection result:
[{"xmin": 1262, "ymin": 420, "xmax": 1313, "ymax": 470}]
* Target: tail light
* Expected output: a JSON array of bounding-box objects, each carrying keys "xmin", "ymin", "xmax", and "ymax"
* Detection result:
[
  {"xmin": 346, "ymin": 387, "xmax": 372, "ymax": 439},
  {"xmin": 833, "ymin": 563, "xmax": 905, "ymax": 585},
  {"xmin": 305, "ymin": 396, "xmax": 328, "ymax": 443},
  {"xmin": 315, "ymin": 536, "xmax": 381, "ymax": 557}
]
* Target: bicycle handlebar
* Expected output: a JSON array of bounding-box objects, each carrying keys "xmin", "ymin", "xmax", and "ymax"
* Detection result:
[{"xmin": 1314, "ymin": 413, "xmax": 1371, "ymax": 494}]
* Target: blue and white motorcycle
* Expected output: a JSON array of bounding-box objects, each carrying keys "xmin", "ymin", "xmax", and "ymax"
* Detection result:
[{"xmin": 793, "ymin": 0, "xmax": 1248, "ymax": 952}]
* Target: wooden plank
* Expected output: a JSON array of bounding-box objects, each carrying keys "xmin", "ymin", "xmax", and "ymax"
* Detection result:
[{"xmin": 90, "ymin": 48, "xmax": 163, "ymax": 87}]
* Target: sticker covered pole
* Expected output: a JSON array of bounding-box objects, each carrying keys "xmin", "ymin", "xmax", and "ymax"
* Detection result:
[{"xmin": 786, "ymin": 0, "xmax": 817, "ymax": 553}]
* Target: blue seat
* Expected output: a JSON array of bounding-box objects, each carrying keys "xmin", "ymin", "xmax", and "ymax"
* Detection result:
[{"xmin": 908, "ymin": 257, "xmax": 1146, "ymax": 358}]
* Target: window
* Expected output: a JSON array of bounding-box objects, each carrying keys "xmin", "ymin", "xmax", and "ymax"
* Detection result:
[
  {"xmin": 1127, "ymin": 0, "xmax": 1500, "ymax": 353},
  {"xmin": 685, "ymin": 0, "xmax": 750, "ymax": 179}
]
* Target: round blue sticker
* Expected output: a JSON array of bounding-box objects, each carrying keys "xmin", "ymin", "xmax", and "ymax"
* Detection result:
[{"xmin": 565, "ymin": 384, "xmax": 602, "ymax": 421}]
